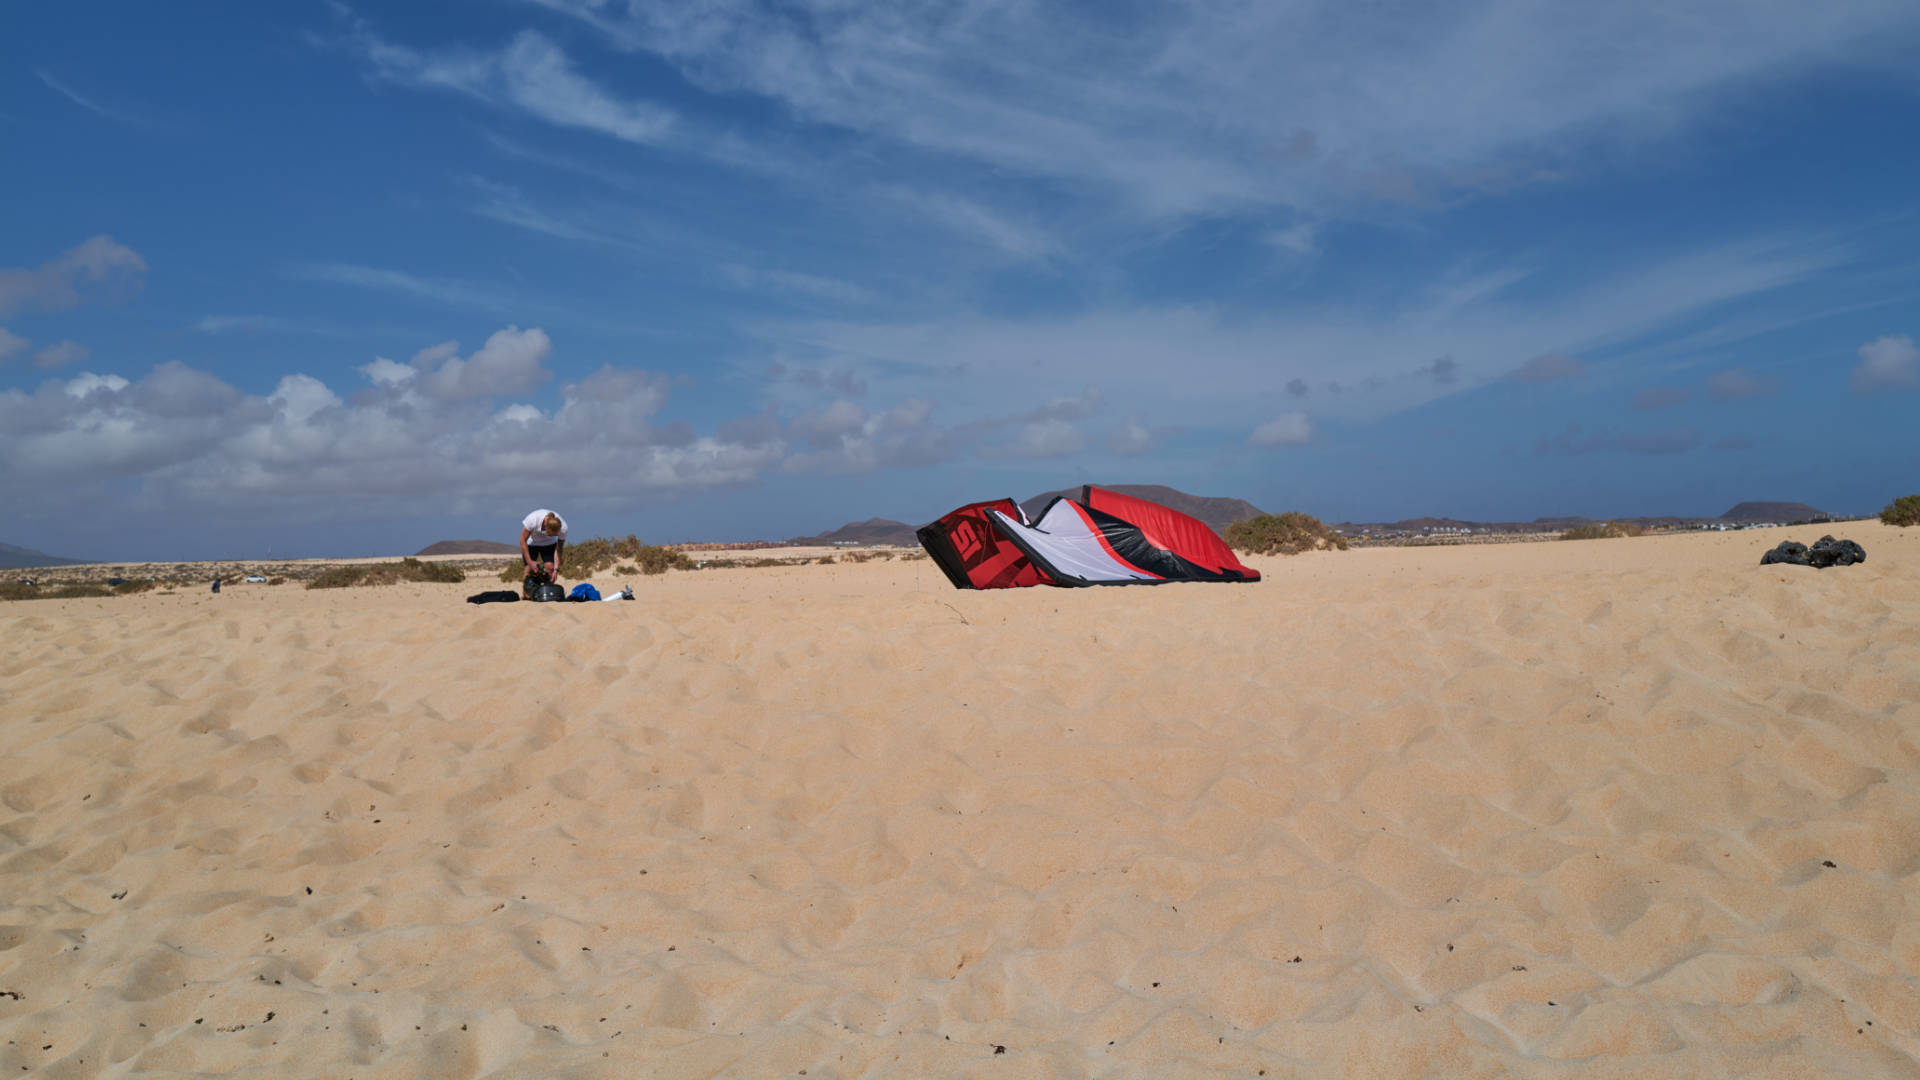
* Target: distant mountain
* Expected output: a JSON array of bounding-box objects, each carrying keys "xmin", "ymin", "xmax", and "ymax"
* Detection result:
[
  {"xmin": 790, "ymin": 518, "xmax": 920, "ymax": 546},
  {"xmin": 1337, "ymin": 516, "xmax": 1564, "ymax": 534},
  {"xmin": 415, "ymin": 539, "xmax": 521, "ymax": 556},
  {"xmin": 1341, "ymin": 513, "xmax": 1703, "ymax": 534},
  {"xmin": 1336, "ymin": 502, "xmax": 1843, "ymax": 535},
  {"xmin": 0, "ymin": 542, "xmax": 91, "ymax": 569},
  {"xmin": 1720, "ymin": 501, "xmax": 1830, "ymax": 523},
  {"xmin": 1020, "ymin": 484, "xmax": 1267, "ymax": 535},
  {"xmin": 1384, "ymin": 516, "xmax": 1485, "ymax": 531}
]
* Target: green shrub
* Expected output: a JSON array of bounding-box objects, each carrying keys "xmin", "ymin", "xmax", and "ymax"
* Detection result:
[
  {"xmin": 1225, "ymin": 512, "xmax": 1349, "ymax": 555},
  {"xmin": 1559, "ymin": 521, "xmax": 1644, "ymax": 541},
  {"xmin": 1880, "ymin": 494, "xmax": 1920, "ymax": 526},
  {"xmin": 113, "ymin": 579, "xmax": 157, "ymax": 594},
  {"xmin": 308, "ymin": 557, "xmax": 466, "ymax": 589}
]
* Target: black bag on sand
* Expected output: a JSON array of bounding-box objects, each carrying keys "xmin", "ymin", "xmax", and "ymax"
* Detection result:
[
  {"xmin": 467, "ymin": 590, "xmax": 521, "ymax": 604},
  {"xmin": 529, "ymin": 583, "xmax": 568, "ymax": 602},
  {"xmin": 1761, "ymin": 535, "xmax": 1865, "ymax": 569}
]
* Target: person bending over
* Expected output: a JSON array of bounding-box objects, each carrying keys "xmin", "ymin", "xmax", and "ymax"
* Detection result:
[{"xmin": 520, "ymin": 509, "xmax": 568, "ymax": 595}]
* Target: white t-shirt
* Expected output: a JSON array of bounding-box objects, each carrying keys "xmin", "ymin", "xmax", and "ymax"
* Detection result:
[{"xmin": 522, "ymin": 509, "xmax": 568, "ymax": 546}]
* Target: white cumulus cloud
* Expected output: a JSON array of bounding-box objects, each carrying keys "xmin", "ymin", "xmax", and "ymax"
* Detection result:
[
  {"xmin": 1107, "ymin": 415, "xmax": 1157, "ymax": 455},
  {"xmin": 0, "ymin": 236, "xmax": 146, "ymax": 317},
  {"xmin": 0, "ymin": 328, "xmax": 28, "ymax": 363},
  {"xmin": 0, "ymin": 328, "xmax": 784, "ymax": 519},
  {"xmin": 33, "ymin": 340, "xmax": 90, "ymax": 370},
  {"xmin": 1006, "ymin": 418, "xmax": 1086, "ymax": 458},
  {"xmin": 1852, "ymin": 334, "xmax": 1918, "ymax": 393},
  {"xmin": 64, "ymin": 372, "xmax": 130, "ymax": 398},
  {"xmin": 413, "ymin": 327, "xmax": 553, "ymax": 401},
  {"xmin": 1249, "ymin": 411, "xmax": 1314, "ymax": 447}
]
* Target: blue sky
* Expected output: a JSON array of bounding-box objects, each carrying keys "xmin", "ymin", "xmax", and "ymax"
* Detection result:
[{"xmin": 5, "ymin": 0, "xmax": 1919, "ymax": 561}]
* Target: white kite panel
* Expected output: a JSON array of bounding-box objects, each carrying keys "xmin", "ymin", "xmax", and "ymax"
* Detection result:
[{"xmin": 989, "ymin": 503, "xmax": 1161, "ymax": 584}]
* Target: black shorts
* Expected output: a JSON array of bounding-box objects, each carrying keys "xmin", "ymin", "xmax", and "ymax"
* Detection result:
[{"xmin": 527, "ymin": 544, "xmax": 559, "ymax": 566}]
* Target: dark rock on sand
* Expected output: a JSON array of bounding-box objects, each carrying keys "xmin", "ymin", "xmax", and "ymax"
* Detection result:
[{"xmin": 1761, "ymin": 535, "xmax": 1864, "ymax": 568}]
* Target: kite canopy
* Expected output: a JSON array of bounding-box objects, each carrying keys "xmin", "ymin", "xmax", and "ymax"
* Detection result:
[{"xmin": 917, "ymin": 486, "xmax": 1261, "ymax": 589}]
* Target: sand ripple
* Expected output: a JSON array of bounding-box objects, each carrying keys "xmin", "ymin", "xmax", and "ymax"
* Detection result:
[{"xmin": 2, "ymin": 525, "xmax": 1918, "ymax": 1077}]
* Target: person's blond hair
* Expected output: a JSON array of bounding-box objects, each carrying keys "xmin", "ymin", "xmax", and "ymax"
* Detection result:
[{"xmin": 541, "ymin": 512, "xmax": 562, "ymax": 535}]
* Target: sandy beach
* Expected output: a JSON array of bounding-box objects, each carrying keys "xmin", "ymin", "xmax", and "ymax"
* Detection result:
[{"xmin": 2, "ymin": 523, "xmax": 1917, "ymax": 1078}]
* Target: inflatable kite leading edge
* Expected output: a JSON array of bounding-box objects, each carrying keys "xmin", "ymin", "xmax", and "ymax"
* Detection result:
[{"xmin": 917, "ymin": 486, "xmax": 1262, "ymax": 589}]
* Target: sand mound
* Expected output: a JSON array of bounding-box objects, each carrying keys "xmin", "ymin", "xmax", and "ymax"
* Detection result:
[{"xmin": 2, "ymin": 524, "xmax": 1917, "ymax": 1076}]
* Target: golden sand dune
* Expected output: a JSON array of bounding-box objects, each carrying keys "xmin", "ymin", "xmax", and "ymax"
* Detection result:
[{"xmin": 2, "ymin": 525, "xmax": 1917, "ymax": 1077}]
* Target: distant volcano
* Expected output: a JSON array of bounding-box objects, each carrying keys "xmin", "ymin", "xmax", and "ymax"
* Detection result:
[
  {"xmin": 1719, "ymin": 501, "xmax": 1831, "ymax": 523},
  {"xmin": 414, "ymin": 539, "xmax": 521, "ymax": 556},
  {"xmin": 0, "ymin": 542, "xmax": 91, "ymax": 570},
  {"xmin": 1020, "ymin": 484, "xmax": 1266, "ymax": 535},
  {"xmin": 789, "ymin": 518, "xmax": 920, "ymax": 546}
]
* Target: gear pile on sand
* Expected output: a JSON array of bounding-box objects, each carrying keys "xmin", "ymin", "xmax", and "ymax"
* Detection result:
[{"xmin": 1760, "ymin": 535, "xmax": 1866, "ymax": 568}]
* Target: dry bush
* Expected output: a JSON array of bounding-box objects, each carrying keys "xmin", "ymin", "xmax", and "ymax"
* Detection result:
[
  {"xmin": 1559, "ymin": 521, "xmax": 1644, "ymax": 541},
  {"xmin": 401, "ymin": 558, "xmax": 465, "ymax": 584},
  {"xmin": 113, "ymin": 579, "xmax": 157, "ymax": 594},
  {"xmin": 308, "ymin": 557, "xmax": 465, "ymax": 589},
  {"xmin": 500, "ymin": 537, "xmax": 693, "ymax": 579},
  {"xmin": 1881, "ymin": 494, "xmax": 1920, "ymax": 526},
  {"xmin": 633, "ymin": 545, "xmax": 694, "ymax": 575},
  {"xmin": 1226, "ymin": 512, "xmax": 1349, "ymax": 555},
  {"xmin": 561, "ymin": 538, "xmax": 617, "ymax": 577},
  {"xmin": 307, "ymin": 566, "xmax": 368, "ymax": 589},
  {"xmin": 1, "ymin": 583, "xmax": 114, "ymax": 602},
  {"xmin": 267, "ymin": 577, "xmax": 286, "ymax": 586},
  {"xmin": 614, "ymin": 564, "xmax": 640, "ymax": 576}
]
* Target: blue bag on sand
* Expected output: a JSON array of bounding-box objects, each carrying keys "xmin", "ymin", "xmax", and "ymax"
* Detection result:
[{"xmin": 569, "ymin": 583, "xmax": 601, "ymax": 602}]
